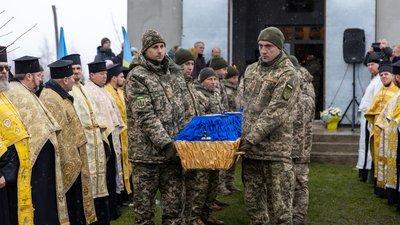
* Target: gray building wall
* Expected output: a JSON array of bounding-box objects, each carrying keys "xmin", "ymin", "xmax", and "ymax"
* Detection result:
[
  {"xmin": 325, "ymin": 0, "xmax": 375, "ymax": 124},
  {"xmin": 127, "ymin": 0, "xmax": 182, "ymax": 51},
  {"xmin": 377, "ymin": 0, "xmax": 400, "ymax": 44}
]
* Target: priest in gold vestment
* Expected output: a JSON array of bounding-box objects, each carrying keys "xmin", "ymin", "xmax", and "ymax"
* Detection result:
[
  {"xmin": 40, "ymin": 59, "xmax": 96, "ymax": 225},
  {"xmin": 63, "ymin": 54, "xmax": 110, "ymax": 225},
  {"xmin": 6, "ymin": 56, "xmax": 69, "ymax": 225},
  {"xmin": 0, "ymin": 46, "xmax": 34, "ymax": 225},
  {"xmin": 365, "ymin": 62, "xmax": 399, "ymax": 197}
]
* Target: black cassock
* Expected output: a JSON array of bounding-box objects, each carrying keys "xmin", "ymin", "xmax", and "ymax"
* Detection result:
[{"xmin": 0, "ymin": 145, "xmax": 19, "ymax": 225}]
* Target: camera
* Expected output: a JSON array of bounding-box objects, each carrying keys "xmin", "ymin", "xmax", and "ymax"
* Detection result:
[{"xmin": 372, "ymin": 42, "xmax": 381, "ymax": 52}]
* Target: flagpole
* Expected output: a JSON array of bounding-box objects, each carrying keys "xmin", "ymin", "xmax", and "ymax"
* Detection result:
[{"xmin": 52, "ymin": 5, "xmax": 59, "ymax": 56}]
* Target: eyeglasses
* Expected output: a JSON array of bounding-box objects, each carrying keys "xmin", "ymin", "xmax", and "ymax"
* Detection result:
[{"xmin": 0, "ymin": 65, "xmax": 10, "ymax": 72}]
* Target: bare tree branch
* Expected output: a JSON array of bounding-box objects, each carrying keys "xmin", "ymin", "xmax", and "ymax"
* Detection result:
[
  {"xmin": 0, "ymin": 31, "xmax": 12, "ymax": 38},
  {"xmin": 0, "ymin": 16, "xmax": 14, "ymax": 30},
  {"xmin": 0, "ymin": 10, "xmax": 5, "ymax": 15},
  {"xmin": 6, "ymin": 23, "xmax": 37, "ymax": 48}
]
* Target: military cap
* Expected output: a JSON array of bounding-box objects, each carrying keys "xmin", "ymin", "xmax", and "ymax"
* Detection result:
[
  {"xmin": 48, "ymin": 59, "xmax": 73, "ymax": 79},
  {"xmin": 14, "ymin": 56, "xmax": 41, "ymax": 74},
  {"xmin": 379, "ymin": 61, "xmax": 393, "ymax": 74},
  {"xmin": 199, "ymin": 67, "xmax": 217, "ymax": 83},
  {"xmin": 174, "ymin": 48, "xmax": 195, "ymax": 65},
  {"xmin": 258, "ymin": 26, "xmax": 285, "ymax": 49},
  {"xmin": 225, "ymin": 65, "xmax": 239, "ymax": 79},
  {"xmin": 141, "ymin": 29, "xmax": 166, "ymax": 54},
  {"xmin": 0, "ymin": 46, "xmax": 7, "ymax": 62},
  {"xmin": 209, "ymin": 56, "xmax": 228, "ymax": 70},
  {"xmin": 62, "ymin": 54, "xmax": 81, "ymax": 65},
  {"xmin": 88, "ymin": 61, "xmax": 107, "ymax": 73}
]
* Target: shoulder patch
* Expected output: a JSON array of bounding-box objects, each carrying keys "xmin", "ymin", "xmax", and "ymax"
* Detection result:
[
  {"xmin": 282, "ymin": 78, "xmax": 295, "ymax": 100},
  {"xmin": 136, "ymin": 95, "xmax": 146, "ymax": 109}
]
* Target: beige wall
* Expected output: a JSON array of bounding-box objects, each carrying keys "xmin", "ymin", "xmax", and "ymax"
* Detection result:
[
  {"xmin": 127, "ymin": 0, "xmax": 182, "ymax": 51},
  {"xmin": 377, "ymin": 0, "xmax": 400, "ymax": 45}
]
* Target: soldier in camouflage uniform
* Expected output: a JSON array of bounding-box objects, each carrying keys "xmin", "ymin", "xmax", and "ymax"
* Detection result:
[
  {"xmin": 124, "ymin": 30, "xmax": 190, "ymax": 225},
  {"xmin": 192, "ymin": 67, "xmax": 225, "ymax": 225},
  {"xmin": 289, "ymin": 56, "xmax": 315, "ymax": 225},
  {"xmin": 237, "ymin": 27, "xmax": 300, "ymax": 225},
  {"xmin": 220, "ymin": 65, "xmax": 241, "ymax": 193},
  {"xmin": 209, "ymin": 56, "xmax": 232, "ymax": 196},
  {"xmin": 174, "ymin": 48, "xmax": 207, "ymax": 225}
]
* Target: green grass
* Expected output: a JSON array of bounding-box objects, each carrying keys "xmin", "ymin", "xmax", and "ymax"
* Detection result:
[{"xmin": 112, "ymin": 162, "xmax": 400, "ymax": 225}]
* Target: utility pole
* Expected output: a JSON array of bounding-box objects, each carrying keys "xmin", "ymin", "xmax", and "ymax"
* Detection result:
[{"xmin": 52, "ymin": 5, "xmax": 59, "ymax": 55}]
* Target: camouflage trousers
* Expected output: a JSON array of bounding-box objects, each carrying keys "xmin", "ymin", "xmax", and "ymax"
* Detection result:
[
  {"xmin": 242, "ymin": 158, "xmax": 294, "ymax": 225},
  {"xmin": 183, "ymin": 170, "xmax": 211, "ymax": 223},
  {"xmin": 292, "ymin": 163, "xmax": 309, "ymax": 225},
  {"xmin": 225, "ymin": 163, "xmax": 237, "ymax": 189},
  {"xmin": 132, "ymin": 162, "xmax": 184, "ymax": 225}
]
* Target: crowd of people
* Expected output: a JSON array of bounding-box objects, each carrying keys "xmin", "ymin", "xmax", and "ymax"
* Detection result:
[
  {"xmin": 357, "ymin": 39, "xmax": 400, "ymax": 210},
  {"xmin": 0, "ymin": 26, "xmax": 315, "ymax": 225}
]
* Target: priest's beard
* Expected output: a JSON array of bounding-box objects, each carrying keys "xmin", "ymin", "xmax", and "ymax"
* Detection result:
[{"xmin": 0, "ymin": 79, "xmax": 10, "ymax": 92}]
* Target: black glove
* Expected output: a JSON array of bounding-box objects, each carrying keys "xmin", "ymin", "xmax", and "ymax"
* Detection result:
[
  {"xmin": 164, "ymin": 142, "xmax": 180, "ymax": 163},
  {"xmin": 239, "ymin": 139, "xmax": 252, "ymax": 152}
]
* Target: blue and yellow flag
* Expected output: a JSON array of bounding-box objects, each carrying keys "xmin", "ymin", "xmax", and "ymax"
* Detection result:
[
  {"xmin": 57, "ymin": 27, "xmax": 68, "ymax": 59},
  {"xmin": 122, "ymin": 26, "xmax": 132, "ymax": 68}
]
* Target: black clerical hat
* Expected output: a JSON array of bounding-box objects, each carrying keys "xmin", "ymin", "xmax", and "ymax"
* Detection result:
[
  {"xmin": 48, "ymin": 60, "xmax": 73, "ymax": 79},
  {"xmin": 14, "ymin": 56, "xmax": 41, "ymax": 74},
  {"xmin": 88, "ymin": 61, "xmax": 106, "ymax": 73},
  {"xmin": 62, "ymin": 54, "xmax": 81, "ymax": 65},
  {"xmin": 0, "ymin": 46, "xmax": 7, "ymax": 62}
]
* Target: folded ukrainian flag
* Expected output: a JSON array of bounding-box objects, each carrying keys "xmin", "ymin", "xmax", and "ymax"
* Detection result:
[{"xmin": 174, "ymin": 112, "xmax": 242, "ymax": 170}]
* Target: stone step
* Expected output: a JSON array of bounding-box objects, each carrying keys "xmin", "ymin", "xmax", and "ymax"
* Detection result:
[
  {"xmin": 312, "ymin": 132, "xmax": 359, "ymax": 143},
  {"xmin": 311, "ymin": 152, "xmax": 357, "ymax": 165},
  {"xmin": 312, "ymin": 142, "xmax": 358, "ymax": 153}
]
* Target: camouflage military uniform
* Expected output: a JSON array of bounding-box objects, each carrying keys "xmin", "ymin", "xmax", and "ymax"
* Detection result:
[
  {"xmin": 221, "ymin": 79, "xmax": 240, "ymax": 191},
  {"xmin": 183, "ymin": 80, "xmax": 222, "ymax": 221},
  {"xmin": 238, "ymin": 52, "xmax": 299, "ymax": 225},
  {"xmin": 292, "ymin": 67, "xmax": 315, "ymax": 225},
  {"xmin": 125, "ymin": 53, "xmax": 190, "ymax": 225}
]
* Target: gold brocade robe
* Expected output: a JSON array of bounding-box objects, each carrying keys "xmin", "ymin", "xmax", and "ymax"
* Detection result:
[
  {"xmin": 40, "ymin": 87, "xmax": 97, "ymax": 224},
  {"xmin": 365, "ymin": 82, "xmax": 399, "ymax": 187},
  {"xmin": 70, "ymin": 84, "xmax": 108, "ymax": 198},
  {"xmin": 85, "ymin": 80, "xmax": 124, "ymax": 192},
  {"xmin": 375, "ymin": 91, "xmax": 400, "ymax": 189},
  {"xmin": 5, "ymin": 81, "xmax": 69, "ymax": 225},
  {"xmin": 0, "ymin": 93, "xmax": 33, "ymax": 225},
  {"xmin": 105, "ymin": 84, "xmax": 131, "ymax": 194}
]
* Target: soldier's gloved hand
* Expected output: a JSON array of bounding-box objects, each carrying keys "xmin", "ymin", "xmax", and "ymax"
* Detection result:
[
  {"xmin": 164, "ymin": 142, "xmax": 180, "ymax": 163},
  {"xmin": 239, "ymin": 139, "xmax": 252, "ymax": 152}
]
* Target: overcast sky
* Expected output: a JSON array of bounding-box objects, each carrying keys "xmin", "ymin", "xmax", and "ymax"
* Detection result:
[{"xmin": 1, "ymin": 0, "xmax": 127, "ymax": 77}]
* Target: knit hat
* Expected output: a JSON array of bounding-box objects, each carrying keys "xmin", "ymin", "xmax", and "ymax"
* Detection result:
[
  {"xmin": 141, "ymin": 30, "xmax": 166, "ymax": 53},
  {"xmin": 225, "ymin": 65, "xmax": 239, "ymax": 79},
  {"xmin": 379, "ymin": 61, "xmax": 393, "ymax": 74},
  {"xmin": 257, "ymin": 27, "xmax": 285, "ymax": 49},
  {"xmin": 198, "ymin": 67, "xmax": 217, "ymax": 83},
  {"xmin": 101, "ymin": 37, "xmax": 110, "ymax": 46},
  {"xmin": 288, "ymin": 55, "xmax": 299, "ymax": 67},
  {"xmin": 174, "ymin": 48, "xmax": 195, "ymax": 65},
  {"xmin": 209, "ymin": 56, "xmax": 228, "ymax": 70}
]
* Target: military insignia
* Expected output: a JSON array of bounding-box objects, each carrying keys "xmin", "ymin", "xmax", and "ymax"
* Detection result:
[
  {"xmin": 282, "ymin": 82, "xmax": 293, "ymax": 100},
  {"xmin": 4, "ymin": 118, "xmax": 11, "ymax": 127},
  {"xmin": 136, "ymin": 96, "xmax": 146, "ymax": 109}
]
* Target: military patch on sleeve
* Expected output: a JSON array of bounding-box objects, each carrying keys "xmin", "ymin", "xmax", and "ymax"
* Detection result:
[
  {"xmin": 136, "ymin": 96, "xmax": 146, "ymax": 109},
  {"xmin": 282, "ymin": 81, "xmax": 294, "ymax": 100}
]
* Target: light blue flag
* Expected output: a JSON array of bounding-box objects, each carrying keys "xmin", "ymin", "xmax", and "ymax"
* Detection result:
[
  {"xmin": 122, "ymin": 26, "xmax": 132, "ymax": 68},
  {"xmin": 57, "ymin": 27, "xmax": 68, "ymax": 59}
]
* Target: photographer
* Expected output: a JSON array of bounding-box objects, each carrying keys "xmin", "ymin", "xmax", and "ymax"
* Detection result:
[{"xmin": 363, "ymin": 39, "xmax": 396, "ymax": 65}]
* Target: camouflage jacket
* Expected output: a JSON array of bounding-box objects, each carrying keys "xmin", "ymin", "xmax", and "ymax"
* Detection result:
[
  {"xmin": 125, "ymin": 54, "xmax": 190, "ymax": 163},
  {"xmin": 185, "ymin": 77, "xmax": 205, "ymax": 117},
  {"xmin": 237, "ymin": 52, "xmax": 300, "ymax": 162},
  {"xmin": 221, "ymin": 79, "xmax": 239, "ymax": 112},
  {"xmin": 216, "ymin": 80, "xmax": 229, "ymax": 111},
  {"xmin": 299, "ymin": 67, "xmax": 315, "ymax": 163},
  {"xmin": 291, "ymin": 67, "xmax": 306, "ymax": 160},
  {"xmin": 193, "ymin": 80, "xmax": 222, "ymax": 114}
]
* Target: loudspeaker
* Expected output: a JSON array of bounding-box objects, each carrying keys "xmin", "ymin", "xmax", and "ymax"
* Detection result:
[{"xmin": 343, "ymin": 28, "xmax": 365, "ymax": 64}]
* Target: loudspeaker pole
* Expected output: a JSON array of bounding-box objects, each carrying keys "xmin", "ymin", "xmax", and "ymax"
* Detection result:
[{"xmin": 339, "ymin": 63, "xmax": 359, "ymax": 130}]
